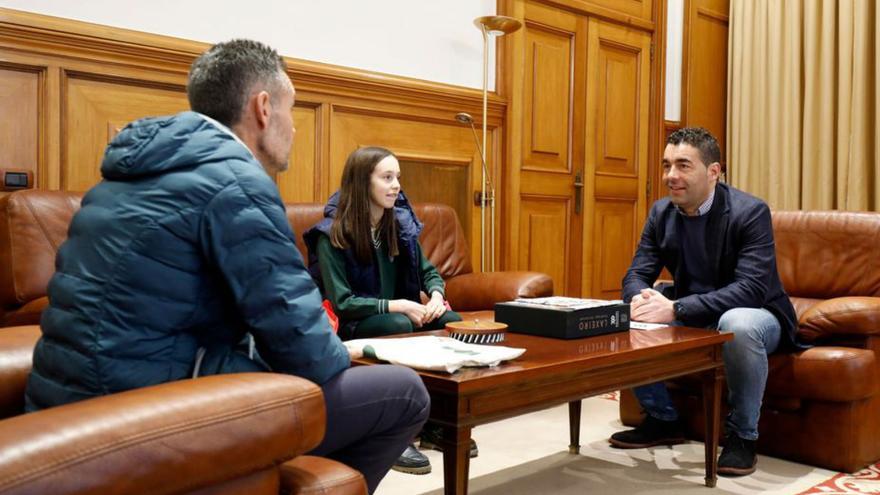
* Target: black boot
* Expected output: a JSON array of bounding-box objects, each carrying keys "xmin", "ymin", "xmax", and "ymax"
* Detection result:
[
  {"xmin": 391, "ymin": 444, "xmax": 431, "ymax": 475},
  {"xmin": 419, "ymin": 424, "xmax": 479, "ymax": 458},
  {"xmin": 609, "ymin": 415, "xmax": 686, "ymax": 449},
  {"xmin": 718, "ymin": 433, "xmax": 757, "ymax": 476}
]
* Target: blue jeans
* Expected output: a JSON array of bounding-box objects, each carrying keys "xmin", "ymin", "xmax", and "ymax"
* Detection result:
[{"xmin": 633, "ymin": 308, "xmax": 781, "ymax": 440}]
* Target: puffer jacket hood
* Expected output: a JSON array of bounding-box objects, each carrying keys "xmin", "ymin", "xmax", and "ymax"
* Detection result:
[
  {"xmin": 101, "ymin": 111, "xmax": 248, "ymax": 180},
  {"xmin": 319, "ymin": 189, "xmax": 422, "ymax": 237}
]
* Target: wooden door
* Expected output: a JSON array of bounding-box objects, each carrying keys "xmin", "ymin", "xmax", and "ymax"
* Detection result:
[
  {"xmin": 582, "ymin": 19, "xmax": 651, "ymax": 299},
  {"xmin": 683, "ymin": 0, "xmax": 729, "ymax": 162},
  {"xmin": 510, "ymin": 1, "xmax": 587, "ymax": 296}
]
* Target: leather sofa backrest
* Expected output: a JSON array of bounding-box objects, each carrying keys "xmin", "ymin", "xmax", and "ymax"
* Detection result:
[
  {"xmin": 773, "ymin": 210, "xmax": 880, "ymax": 317},
  {"xmin": 0, "ymin": 193, "xmax": 475, "ymax": 323},
  {"xmin": 285, "ymin": 202, "xmax": 473, "ymax": 279},
  {"xmin": 285, "ymin": 203, "xmax": 325, "ymax": 264},
  {"xmin": 0, "ymin": 191, "xmax": 82, "ymax": 310},
  {"xmin": 410, "ymin": 203, "xmax": 473, "ymax": 278}
]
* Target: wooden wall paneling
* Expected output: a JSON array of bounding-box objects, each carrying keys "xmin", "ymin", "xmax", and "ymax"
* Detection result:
[
  {"xmin": 0, "ymin": 8, "xmax": 507, "ymax": 273},
  {"xmin": 513, "ymin": 1, "xmax": 586, "ymax": 296},
  {"xmin": 0, "ymin": 9, "xmax": 505, "ymax": 241},
  {"xmin": 0, "ymin": 38, "xmax": 191, "ymax": 189},
  {"xmin": 583, "ymin": 18, "xmax": 651, "ymax": 298},
  {"xmin": 277, "ymin": 103, "xmax": 320, "ymax": 203},
  {"xmin": 63, "ymin": 73, "xmax": 188, "ymax": 192},
  {"xmin": 44, "ymin": 66, "xmax": 61, "ymax": 190},
  {"xmin": 683, "ymin": 0, "xmax": 729, "ymax": 163},
  {"xmin": 0, "ymin": 65, "xmax": 40, "ymax": 183}
]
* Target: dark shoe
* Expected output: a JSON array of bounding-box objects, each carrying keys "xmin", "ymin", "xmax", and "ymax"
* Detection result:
[
  {"xmin": 391, "ymin": 444, "xmax": 431, "ymax": 475},
  {"xmin": 718, "ymin": 433, "xmax": 757, "ymax": 476},
  {"xmin": 419, "ymin": 425, "xmax": 479, "ymax": 458},
  {"xmin": 609, "ymin": 415, "xmax": 686, "ymax": 449}
]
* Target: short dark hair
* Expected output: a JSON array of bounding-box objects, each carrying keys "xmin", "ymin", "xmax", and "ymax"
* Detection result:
[
  {"xmin": 666, "ymin": 127, "xmax": 721, "ymax": 167},
  {"xmin": 187, "ymin": 39, "xmax": 288, "ymax": 127}
]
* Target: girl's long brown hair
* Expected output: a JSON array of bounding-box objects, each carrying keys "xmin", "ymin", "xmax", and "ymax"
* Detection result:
[{"xmin": 330, "ymin": 146, "xmax": 399, "ymax": 264}]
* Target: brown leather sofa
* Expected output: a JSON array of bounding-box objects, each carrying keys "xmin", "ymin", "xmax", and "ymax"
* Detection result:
[
  {"xmin": 620, "ymin": 210, "xmax": 880, "ymax": 473},
  {"xmin": 0, "ymin": 325, "xmax": 366, "ymax": 495},
  {"xmin": 0, "ymin": 191, "xmax": 552, "ymax": 327}
]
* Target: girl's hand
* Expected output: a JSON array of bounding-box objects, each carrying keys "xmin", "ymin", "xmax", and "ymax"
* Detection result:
[
  {"xmin": 389, "ymin": 299, "xmax": 428, "ymax": 327},
  {"xmin": 424, "ymin": 291, "xmax": 447, "ymax": 323}
]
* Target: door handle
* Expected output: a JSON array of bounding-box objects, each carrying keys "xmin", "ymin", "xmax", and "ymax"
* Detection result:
[{"xmin": 574, "ymin": 171, "xmax": 584, "ymax": 214}]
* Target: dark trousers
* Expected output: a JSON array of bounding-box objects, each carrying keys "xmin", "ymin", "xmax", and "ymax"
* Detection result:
[
  {"xmin": 309, "ymin": 364, "xmax": 430, "ymax": 494},
  {"xmin": 345, "ymin": 310, "xmax": 463, "ymax": 340}
]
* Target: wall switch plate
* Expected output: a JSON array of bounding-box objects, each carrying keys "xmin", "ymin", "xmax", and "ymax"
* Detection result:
[{"xmin": 1, "ymin": 169, "xmax": 33, "ymax": 190}]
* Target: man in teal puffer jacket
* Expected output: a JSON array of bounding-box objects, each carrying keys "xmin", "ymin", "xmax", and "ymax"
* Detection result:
[{"xmin": 24, "ymin": 39, "xmax": 428, "ymax": 494}]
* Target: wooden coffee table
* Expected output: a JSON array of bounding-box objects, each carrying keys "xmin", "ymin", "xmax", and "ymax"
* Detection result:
[{"xmin": 355, "ymin": 326, "xmax": 732, "ymax": 495}]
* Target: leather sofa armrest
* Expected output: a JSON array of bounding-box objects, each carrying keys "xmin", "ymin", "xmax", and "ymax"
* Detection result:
[
  {"xmin": 0, "ymin": 325, "xmax": 40, "ymax": 418},
  {"xmin": 445, "ymin": 271, "xmax": 553, "ymax": 312},
  {"xmin": 0, "ymin": 297, "xmax": 48, "ymax": 327},
  {"xmin": 0, "ymin": 373, "xmax": 325, "ymax": 495},
  {"xmin": 766, "ymin": 346, "xmax": 878, "ymax": 402},
  {"xmin": 280, "ymin": 455, "xmax": 367, "ymax": 495},
  {"xmin": 798, "ymin": 296, "xmax": 880, "ymax": 342}
]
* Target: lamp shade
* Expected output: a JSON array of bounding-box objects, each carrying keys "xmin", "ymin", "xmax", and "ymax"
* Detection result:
[{"xmin": 474, "ymin": 15, "xmax": 522, "ymax": 36}]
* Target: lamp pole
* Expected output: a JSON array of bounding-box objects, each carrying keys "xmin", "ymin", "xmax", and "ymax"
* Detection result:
[
  {"xmin": 473, "ymin": 15, "xmax": 521, "ymax": 273},
  {"xmin": 480, "ymin": 23, "xmax": 490, "ymax": 272}
]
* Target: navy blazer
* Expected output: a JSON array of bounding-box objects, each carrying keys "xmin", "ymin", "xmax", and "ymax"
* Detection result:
[{"xmin": 622, "ymin": 182, "xmax": 799, "ymax": 349}]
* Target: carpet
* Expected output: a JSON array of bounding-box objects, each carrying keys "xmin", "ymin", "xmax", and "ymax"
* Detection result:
[{"xmin": 376, "ymin": 393, "xmax": 880, "ymax": 495}]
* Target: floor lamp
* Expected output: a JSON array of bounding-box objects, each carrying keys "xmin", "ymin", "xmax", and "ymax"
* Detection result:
[{"xmin": 472, "ymin": 15, "xmax": 521, "ymax": 273}]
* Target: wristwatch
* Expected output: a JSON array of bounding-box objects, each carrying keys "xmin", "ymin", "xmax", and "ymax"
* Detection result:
[{"xmin": 673, "ymin": 300, "xmax": 686, "ymax": 321}]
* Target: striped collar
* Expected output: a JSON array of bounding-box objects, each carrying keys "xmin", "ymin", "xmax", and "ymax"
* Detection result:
[{"xmin": 676, "ymin": 186, "xmax": 715, "ymax": 217}]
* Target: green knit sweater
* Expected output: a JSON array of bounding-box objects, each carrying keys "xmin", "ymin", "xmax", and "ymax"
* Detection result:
[{"xmin": 315, "ymin": 235, "xmax": 445, "ymax": 320}]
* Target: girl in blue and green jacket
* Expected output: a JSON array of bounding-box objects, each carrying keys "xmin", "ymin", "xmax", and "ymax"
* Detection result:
[{"xmin": 304, "ymin": 146, "xmax": 461, "ymax": 341}]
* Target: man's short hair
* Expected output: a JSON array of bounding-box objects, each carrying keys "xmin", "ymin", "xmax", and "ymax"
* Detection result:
[
  {"xmin": 666, "ymin": 127, "xmax": 721, "ymax": 167},
  {"xmin": 187, "ymin": 39, "xmax": 288, "ymax": 127}
]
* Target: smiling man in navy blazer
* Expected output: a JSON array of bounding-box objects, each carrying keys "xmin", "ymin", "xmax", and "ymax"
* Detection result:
[{"xmin": 609, "ymin": 127, "xmax": 798, "ymax": 476}]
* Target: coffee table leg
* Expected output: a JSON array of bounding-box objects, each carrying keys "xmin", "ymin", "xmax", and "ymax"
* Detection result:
[
  {"xmin": 441, "ymin": 425, "xmax": 472, "ymax": 495},
  {"xmin": 702, "ymin": 366, "xmax": 723, "ymax": 487},
  {"xmin": 568, "ymin": 400, "xmax": 581, "ymax": 454}
]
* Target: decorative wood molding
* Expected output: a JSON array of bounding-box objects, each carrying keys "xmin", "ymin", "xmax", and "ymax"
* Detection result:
[
  {"xmin": 696, "ymin": 6, "xmax": 729, "ymax": 24},
  {"xmin": 532, "ymin": 0, "xmax": 655, "ymax": 32}
]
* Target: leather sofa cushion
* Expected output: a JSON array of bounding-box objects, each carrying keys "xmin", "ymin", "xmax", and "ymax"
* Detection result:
[{"xmin": 766, "ymin": 346, "xmax": 877, "ymax": 402}]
